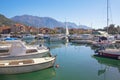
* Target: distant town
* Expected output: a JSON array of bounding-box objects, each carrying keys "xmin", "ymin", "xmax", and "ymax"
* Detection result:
[{"xmin": 0, "ymin": 14, "xmax": 120, "ymax": 35}]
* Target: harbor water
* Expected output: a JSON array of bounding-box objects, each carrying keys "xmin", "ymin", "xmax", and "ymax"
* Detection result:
[{"xmin": 0, "ymin": 42, "xmax": 120, "ymax": 80}]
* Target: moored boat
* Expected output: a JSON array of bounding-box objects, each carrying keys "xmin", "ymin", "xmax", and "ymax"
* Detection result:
[
  {"xmin": 0, "ymin": 56, "xmax": 56, "ymax": 74},
  {"xmin": 94, "ymin": 48, "xmax": 120, "ymax": 59},
  {"xmin": 47, "ymin": 34, "xmax": 67, "ymax": 42},
  {"xmin": 71, "ymin": 39, "xmax": 93, "ymax": 44},
  {"xmin": 92, "ymin": 36, "xmax": 115, "ymax": 47},
  {"xmin": 70, "ymin": 34, "xmax": 93, "ymax": 44},
  {"xmin": 0, "ymin": 40, "xmax": 49, "ymax": 60},
  {"xmin": 93, "ymin": 0, "xmax": 119, "ymax": 59}
]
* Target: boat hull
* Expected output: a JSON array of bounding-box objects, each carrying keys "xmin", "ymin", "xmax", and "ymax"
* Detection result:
[
  {"xmin": 94, "ymin": 52, "xmax": 120, "ymax": 60},
  {"xmin": 0, "ymin": 57, "xmax": 55, "ymax": 74},
  {"xmin": 71, "ymin": 40, "xmax": 93, "ymax": 44}
]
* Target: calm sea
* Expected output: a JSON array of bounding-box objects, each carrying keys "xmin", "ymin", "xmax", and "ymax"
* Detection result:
[{"xmin": 0, "ymin": 42, "xmax": 120, "ymax": 80}]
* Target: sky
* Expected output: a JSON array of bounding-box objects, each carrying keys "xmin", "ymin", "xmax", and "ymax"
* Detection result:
[{"xmin": 0, "ymin": 0, "xmax": 120, "ymax": 29}]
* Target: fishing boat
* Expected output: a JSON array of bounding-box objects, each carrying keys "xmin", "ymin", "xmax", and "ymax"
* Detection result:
[
  {"xmin": 0, "ymin": 40, "xmax": 49, "ymax": 60},
  {"xmin": 0, "ymin": 56, "xmax": 56, "ymax": 74}
]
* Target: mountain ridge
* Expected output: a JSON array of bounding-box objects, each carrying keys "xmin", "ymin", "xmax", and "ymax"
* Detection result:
[{"xmin": 11, "ymin": 15, "xmax": 91, "ymax": 29}]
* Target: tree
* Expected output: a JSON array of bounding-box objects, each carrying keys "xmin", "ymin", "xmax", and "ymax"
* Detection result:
[{"xmin": 116, "ymin": 25, "xmax": 120, "ymax": 34}]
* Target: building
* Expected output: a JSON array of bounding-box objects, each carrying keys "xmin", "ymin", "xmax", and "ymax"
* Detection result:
[{"xmin": 0, "ymin": 26, "xmax": 11, "ymax": 34}]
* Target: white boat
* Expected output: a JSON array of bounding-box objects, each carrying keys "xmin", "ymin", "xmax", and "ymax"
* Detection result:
[
  {"xmin": 0, "ymin": 56, "xmax": 56, "ymax": 74},
  {"xmin": 70, "ymin": 34, "xmax": 93, "ymax": 40},
  {"xmin": 47, "ymin": 34, "xmax": 66, "ymax": 42},
  {"xmin": 0, "ymin": 40, "xmax": 49, "ymax": 60},
  {"xmin": 92, "ymin": 37, "xmax": 115, "ymax": 47},
  {"xmin": 70, "ymin": 34, "xmax": 93, "ymax": 44},
  {"xmin": 92, "ymin": 35, "xmax": 115, "ymax": 47}
]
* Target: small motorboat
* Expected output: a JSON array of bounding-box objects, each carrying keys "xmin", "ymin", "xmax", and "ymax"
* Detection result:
[
  {"xmin": 0, "ymin": 40, "xmax": 49, "ymax": 60},
  {"xmin": 0, "ymin": 56, "xmax": 56, "ymax": 74}
]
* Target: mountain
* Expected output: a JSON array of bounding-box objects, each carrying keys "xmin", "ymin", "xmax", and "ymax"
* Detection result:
[
  {"xmin": 65, "ymin": 22, "xmax": 78, "ymax": 28},
  {"xmin": 11, "ymin": 15, "xmax": 64, "ymax": 28},
  {"xmin": 0, "ymin": 14, "xmax": 15, "ymax": 26},
  {"xmin": 11, "ymin": 15, "xmax": 91, "ymax": 29},
  {"xmin": 79, "ymin": 25, "xmax": 91, "ymax": 29}
]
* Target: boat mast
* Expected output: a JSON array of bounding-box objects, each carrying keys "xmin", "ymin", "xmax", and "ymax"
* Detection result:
[
  {"xmin": 107, "ymin": 0, "xmax": 109, "ymax": 33},
  {"xmin": 65, "ymin": 18, "xmax": 69, "ymax": 43},
  {"xmin": 65, "ymin": 19, "xmax": 69, "ymax": 36},
  {"xmin": 65, "ymin": 23, "xmax": 69, "ymax": 36}
]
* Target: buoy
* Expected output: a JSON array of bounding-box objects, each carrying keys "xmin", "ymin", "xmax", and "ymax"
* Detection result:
[{"xmin": 55, "ymin": 64, "xmax": 59, "ymax": 68}]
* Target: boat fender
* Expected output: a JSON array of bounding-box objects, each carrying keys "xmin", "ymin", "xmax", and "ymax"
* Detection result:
[{"xmin": 55, "ymin": 64, "xmax": 59, "ymax": 68}]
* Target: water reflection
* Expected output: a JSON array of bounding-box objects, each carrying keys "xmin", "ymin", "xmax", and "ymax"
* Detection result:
[
  {"xmin": 0, "ymin": 68, "xmax": 56, "ymax": 80},
  {"xmin": 71, "ymin": 43, "xmax": 89, "ymax": 46},
  {"xmin": 1, "ymin": 41, "xmax": 120, "ymax": 80},
  {"xmin": 44, "ymin": 42, "xmax": 67, "ymax": 49},
  {"xmin": 93, "ymin": 56, "xmax": 120, "ymax": 75}
]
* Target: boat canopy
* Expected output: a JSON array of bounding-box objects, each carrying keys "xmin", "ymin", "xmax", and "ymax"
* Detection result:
[
  {"xmin": 5, "ymin": 37, "xmax": 18, "ymax": 41},
  {"xmin": 8, "ymin": 41, "xmax": 27, "ymax": 56}
]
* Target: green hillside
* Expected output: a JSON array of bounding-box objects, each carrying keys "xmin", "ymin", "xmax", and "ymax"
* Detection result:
[{"xmin": 0, "ymin": 14, "xmax": 15, "ymax": 26}]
